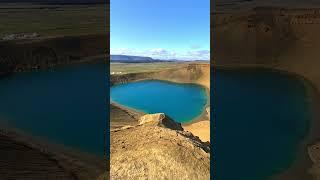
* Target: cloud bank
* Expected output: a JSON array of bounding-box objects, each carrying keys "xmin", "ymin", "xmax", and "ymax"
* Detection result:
[{"xmin": 110, "ymin": 48, "xmax": 210, "ymax": 60}]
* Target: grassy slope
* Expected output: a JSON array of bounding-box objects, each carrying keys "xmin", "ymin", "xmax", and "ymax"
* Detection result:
[
  {"xmin": 0, "ymin": 3, "xmax": 108, "ymax": 73},
  {"xmin": 110, "ymin": 62, "xmax": 186, "ymax": 74},
  {"xmin": 0, "ymin": 3, "xmax": 107, "ymax": 37}
]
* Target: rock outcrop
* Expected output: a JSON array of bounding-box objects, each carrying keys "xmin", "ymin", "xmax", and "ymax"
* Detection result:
[
  {"xmin": 110, "ymin": 113, "xmax": 210, "ymax": 179},
  {"xmin": 139, "ymin": 113, "xmax": 184, "ymax": 131},
  {"xmin": 308, "ymin": 143, "xmax": 320, "ymax": 178}
]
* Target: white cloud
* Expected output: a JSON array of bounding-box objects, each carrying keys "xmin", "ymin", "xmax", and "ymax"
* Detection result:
[
  {"xmin": 186, "ymin": 50, "xmax": 210, "ymax": 60},
  {"xmin": 111, "ymin": 48, "xmax": 210, "ymax": 60}
]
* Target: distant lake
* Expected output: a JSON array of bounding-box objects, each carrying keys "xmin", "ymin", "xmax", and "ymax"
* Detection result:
[
  {"xmin": 214, "ymin": 69, "xmax": 311, "ymax": 180},
  {"xmin": 110, "ymin": 80, "xmax": 208, "ymax": 123},
  {"xmin": 0, "ymin": 63, "xmax": 107, "ymax": 156}
]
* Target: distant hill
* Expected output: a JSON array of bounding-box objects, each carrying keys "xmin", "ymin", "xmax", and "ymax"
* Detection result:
[
  {"xmin": 111, "ymin": 55, "xmax": 174, "ymax": 63},
  {"xmin": 111, "ymin": 55, "xmax": 153, "ymax": 61},
  {"xmin": 110, "ymin": 55, "xmax": 209, "ymax": 63}
]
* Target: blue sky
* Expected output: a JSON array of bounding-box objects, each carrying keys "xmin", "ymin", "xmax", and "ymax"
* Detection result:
[{"xmin": 111, "ymin": 0, "xmax": 210, "ymax": 60}]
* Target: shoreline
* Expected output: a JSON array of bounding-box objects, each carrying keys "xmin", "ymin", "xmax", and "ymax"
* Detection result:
[
  {"xmin": 271, "ymin": 70, "xmax": 320, "ymax": 179},
  {"xmin": 216, "ymin": 64, "xmax": 320, "ymax": 179},
  {"xmin": 110, "ymin": 101, "xmax": 146, "ymax": 123},
  {"xmin": 0, "ymin": 123, "xmax": 106, "ymax": 179},
  {"xmin": 110, "ymin": 75, "xmax": 211, "ymax": 142},
  {"xmin": 111, "ymin": 74, "xmax": 210, "ymax": 104},
  {"xmin": 0, "ymin": 54, "xmax": 106, "ymax": 77},
  {"xmin": 0, "ymin": 121, "xmax": 105, "ymax": 159},
  {"xmin": 110, "ymin": 89, "xmax": 209, "ymax": 125},
  {"xmin": 110, "ymin": 77, "xmax": 210, "ymax": 123},
  {"xmin": 110, "ymin": 96, "xmax": 210, "ymax": 142}
]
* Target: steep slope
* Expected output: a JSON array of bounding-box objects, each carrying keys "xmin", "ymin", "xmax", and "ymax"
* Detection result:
[
  {"xmin": 110, "ymin": 113, "xmax": 210, "ymax": 179},
  {"xmin": 0, "ymin": 128, "xmax": 106, "ymax": 180},
  {"xmin": 110, "ymin": 63, "xmax": 210, "ymax": 89},
  {"xmin": 213, "ymin": 7, "xmax": 320, "ymax": 91},
  {"xmin": 0, "ymin": 34, "xmax": 107, "ymax": 73}
]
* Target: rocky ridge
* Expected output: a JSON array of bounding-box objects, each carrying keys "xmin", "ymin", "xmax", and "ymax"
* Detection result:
[{"xmin": 110, "ymin": 113, "xmax": 210, "ymax": 179}]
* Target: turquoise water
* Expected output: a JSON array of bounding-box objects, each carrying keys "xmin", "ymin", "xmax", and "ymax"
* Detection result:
[
  {"xmin": 110, "ymin": 80, "xmax": 208, "ymax": 123},
  {"xmin": 214, "ymin": 69, "xmax": 311, "ymax": 180},
  {"xmin": 0, "ymin": 63, "xmax": 107, "ymax": 156}
]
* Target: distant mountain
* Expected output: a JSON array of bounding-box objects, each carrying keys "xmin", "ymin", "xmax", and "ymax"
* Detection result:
[
  {"xmin": 194, "ymin": 60, "xmax": 210, "ymax": 62},
  {"xmin": 111, "ymin": 55, "xmax": 153, "ymax": 61},
  {"xmin": 111, "ymin": 55, "xmax": 173, "ymax": 63}
]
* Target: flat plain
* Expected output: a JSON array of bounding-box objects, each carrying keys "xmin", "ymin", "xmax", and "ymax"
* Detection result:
[{"xmin": 0, "ymin": 3, "xmax": 107, "ymax": 38}]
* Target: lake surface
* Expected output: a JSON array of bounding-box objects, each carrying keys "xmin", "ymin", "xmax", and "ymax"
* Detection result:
[
  {"xmin": 0, "ymin": 63, "xmax": 107, "ymax": 156},
  {"xmin": 110, "ymin": 80, "xmax": 208, "ymax": 123},
  {"xmin": 214, "ymin": 69, "xmax": 312, "ymax": 180}
]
